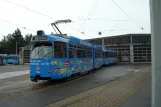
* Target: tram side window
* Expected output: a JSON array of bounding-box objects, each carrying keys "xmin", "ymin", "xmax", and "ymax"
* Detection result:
[
  {"xmin": 108, "ymin": 52, "xmax": 110, "ymax": 58},
  {"xmin": 110, "ymin": 52, "xmax": 112, "ymax": 57},
  {"xmin": 111, "ymin": 52, "xmax": 114, "ymax": 57},
  {"xmin": 11, "ymin": 56, "xmax": 17, "ymax": 59},
  {"xmin": 9, "ymin": 56, "xmax": 16, "ymax": 59},
  {"xmin": 87, "ymin": 48, "xmax": 92, "ymax": 58},
  {"xmin": 77, "ymin": 49, "xmax": 85, "ymax": 58},
  {"xmin": 54, "ymin": 41, "xmax": 66, "ymax": 58},
  {"xmin": 69, "ymin": 44, "xmax": 77, "ymax": 58},
  {"xmin": 109, "ymin": 52, "xmax": 111, "ymax": 58},
  {"xmin": 82, "ymin": 49, "xmax": 86, "ymax": 58},
  {"xmin": 69, "ymin": 44, "xmax": 74, "ymax": 58},
  {"xmin": 96, "ymin": 50, "xmax": 101, "ymax": 58},
  {"xmin": 77, "ymin": 49, "xmax": 81, "ymax": 58},
  {"xmin": 113, "ymin": 52, "xmax": 115, "ymax": 57},
  {"xmin": 110, "ymin": 52, "xmax": 112, "ymax": 58},
  {"xmin": 114, "ymin": 52, "xmax": 116, "ymax": 57},
  {"xmin": 69, "ymin": 49, "xmax": 73, "ymax": 58},
  {"xmin": 105, "ymin": 52, "xmax": 108, "ymax": 58},
  {"xmin": 101, "ymin": 51, "xmax": 103, "ymax": 58},
  {"xmin": 77, "ymin": 46, "xmax": 87, "ymax": 58},
  {"xmin": 77, "ymin": 49, "xmax": 83, "ymax": 58},
  {"xmin": 95, "ymin": 51, "xmax": 98, "ymax": 58},
  {"xmin": 111, "ymin": 52, "xmax": 116, "ymax": 57}
]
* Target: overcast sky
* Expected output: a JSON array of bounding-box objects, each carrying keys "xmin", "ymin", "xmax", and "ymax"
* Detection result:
[{"xmin": 0, "ymin": 0, "xmax": 150, "ymax": 40}]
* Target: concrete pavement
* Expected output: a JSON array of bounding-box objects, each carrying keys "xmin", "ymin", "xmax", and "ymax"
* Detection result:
[
  {"xmin": 0, "ymin": 64, "xmax": 141, "ymax": 107},
  {"xmin": 0, "ymin": 70, "xmax": 29, "ymax": 79},
  {"xmin": 121, "ymin": 79, "xmax": 151, "ymax": 107}
]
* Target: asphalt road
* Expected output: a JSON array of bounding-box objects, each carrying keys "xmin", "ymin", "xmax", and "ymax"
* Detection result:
[{"xmin": 0, "ymin": 64, "xmax": 141, "ymax": 107}]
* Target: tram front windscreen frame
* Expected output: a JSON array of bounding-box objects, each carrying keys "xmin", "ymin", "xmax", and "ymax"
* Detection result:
[{"xmin": 30, "ymin": 42, "xmax": 53, "ymax": 59}]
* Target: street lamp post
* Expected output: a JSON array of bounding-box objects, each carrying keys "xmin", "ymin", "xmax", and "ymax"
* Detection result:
[{"xmin": 16, "ymin": 41, "xmax": 17, "ymax": 55}]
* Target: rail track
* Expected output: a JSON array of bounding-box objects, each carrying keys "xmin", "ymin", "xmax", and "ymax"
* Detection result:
[
  {"xmin": 97, "ymin": 69, "xmax": 150, "ymax": 107},
  {"xmin": 0, "ymin": 74, "xmax": 83, "ymax": 100},
  {"xmin": 0, "ymin": 65, "xmax": 148, "ymax": 104},
  {"xmin": 46, "ymin": 65, "xmax": 151, "ymax": 107}
]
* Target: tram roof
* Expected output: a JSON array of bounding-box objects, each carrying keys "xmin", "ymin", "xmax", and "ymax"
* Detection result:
[
  {"xmin": 69, "ymin": 36, "xmax": 93, "ymax": 47},
  {"xmin": 0, "ymin": 54, "xmax": 8, "ymax": 56},
  {"xmin": 31, "ymin": 34, "xmax": 69, "ymax": 43},
  {"xmin": 104, "ymin": 49, "xmax": 117, "ymax": 52},
  {"xmin": 93, "ymin": 45, "xmax": 103, "ymax": 50},
  {"xmin": 8, "ymin": 54, "xmax": 19, "ymax": 56}
]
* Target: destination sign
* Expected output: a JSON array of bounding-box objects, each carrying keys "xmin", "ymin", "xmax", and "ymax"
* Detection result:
[{"xmin": 33, "ymin": 36, "xmax": 47, "ymax": 41}]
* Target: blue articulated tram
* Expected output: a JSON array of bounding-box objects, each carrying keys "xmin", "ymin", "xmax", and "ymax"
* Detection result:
[
  {"xmin": 69, "ymin": 36, "xmax": 94, "ymax": 74},
  {"xmin": 30, "ymin": 19, "xmax": 117, "ymax": 82},
  {"xmin": 93, "ymin": 45, "xmax": 104, "ymax": 69},
  {"xmin": 0, "ymin": 56, "xmax": 2, "ymax": 65},
  {"xmin": 0, "ymin": 54, "xmax": 8, "ymax": 65},
  {"xmin": 7, "ymin": 54, "xmax": 19, "ymax": 65},
  {"xmin": 0, "ymin": 54, "xmax": 19, "ymax": 65},
  {"xmin": 103, "ymin": 49, "xmax": 117, "ymax": 65}
]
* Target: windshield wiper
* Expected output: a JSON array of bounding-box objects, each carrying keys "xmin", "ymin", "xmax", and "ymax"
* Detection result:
[{"xmin": 40, "ymin": 52, "xmax": 52, "ymax": 58}]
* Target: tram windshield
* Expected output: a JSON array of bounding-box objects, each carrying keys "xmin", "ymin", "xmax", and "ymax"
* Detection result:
[{"xmin": 30, "ymin": 42, "xmax": 53, "ymax": 58}]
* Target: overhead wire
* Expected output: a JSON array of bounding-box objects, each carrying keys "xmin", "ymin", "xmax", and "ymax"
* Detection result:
[
  {"xmin": 0, "ymin": 19, "xmax": 26, "ymax": 29},
  {"xmin": 0, "ymin": 18, "xmax": 36, "ymax": 32},
  {"xmin": 66, "ymin": 24, "xmax": 84, "ymax": 34},
  {"xmin": 2, "ymin": 0, "xmax": 57, "ymax": 20},
  {"xmin": 88, "ymin": 0, "xmax": 101, "ymax": 20},
  {"xmin": 2, "ymin": 0, "xmax": 141, "ymax": 37},
  {"xmin": 2, "ymin": 0, "xmax": 87, "ymax": 36},
  {"xmin": 79, "ymin": 0, "xmax": 101, "ymax": 31},
  {"xmin": 111, "ymin": 0, "xmax": 142, "ymax": 30},
  {"xmin": 101, "ymin": 28, "xmax": 129, "ymax": 31},
  {"xmin": 74, "ymin": 18, "xmax": 149, "ymax": 23}
]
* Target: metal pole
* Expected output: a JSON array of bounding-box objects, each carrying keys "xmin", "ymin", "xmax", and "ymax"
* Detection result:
[
  {"xmin": 16, "ymin": 41, "xmax": 17, "ymax": 55},
  {"xmin": 150, "ymin": 0, "xmax": 161, "ymax": 107}
]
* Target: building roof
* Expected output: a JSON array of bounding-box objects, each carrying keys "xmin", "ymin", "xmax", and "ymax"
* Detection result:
[{"xmin": 85, "ymin": 33, "xmax": 151, "ymax": 40}]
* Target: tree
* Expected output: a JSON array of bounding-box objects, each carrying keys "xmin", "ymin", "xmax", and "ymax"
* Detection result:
[
  {"xmin": 0, "ymin": 36, "xmax": 9, "ymax": 53},
  {"xmin": 10, "ymin": 28, "xmax": 25, "ymax": 54},
  {"xmin": 24, "ymin": 34, "xmax": 32, "ymax": 46},
  {"xmin": 0, "ymin": 28, "xmax": 32, "ymax": 54}
]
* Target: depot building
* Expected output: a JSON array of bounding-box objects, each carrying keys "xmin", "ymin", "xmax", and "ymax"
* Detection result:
[{"xmin": 87, "ymin": 34, "xmax": 151, "ymax": 63}]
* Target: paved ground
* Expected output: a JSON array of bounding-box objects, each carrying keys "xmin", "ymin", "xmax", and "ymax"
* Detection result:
[
  {"xmin": 0, "ymin": 64, "xmax": 141, "ymax": 107},
  {"xmin": 0, "ymin": 70, "xmax": 29, "ymax": 79},
  {"xmin": 0, "ymin": 64, "xmax": 29, "ymax": 73},
  {"xmin": 121, "ymin": 79, "xmax": 151, "ymax": 107},
  {"xmin": 46, "ymin": 65, "xmax": 151, "ymax": 107}
]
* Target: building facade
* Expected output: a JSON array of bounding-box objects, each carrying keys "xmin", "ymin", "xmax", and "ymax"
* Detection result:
[
  {"xmin": 87, "ymin": 34, "xmax": 151, "ymax": 63},
  {"xmin": 19, "ymin": 46, "xmax": 30, "ymax": 64}
]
